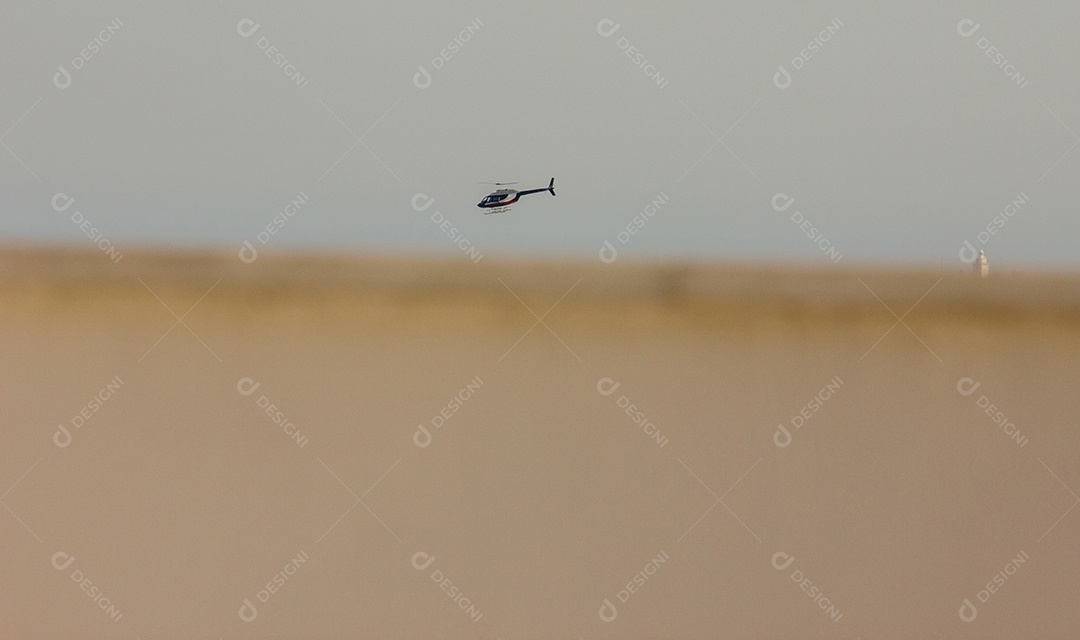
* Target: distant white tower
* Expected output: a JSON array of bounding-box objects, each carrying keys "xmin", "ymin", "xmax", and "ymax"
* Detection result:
[{"xmin": 974, "ymin": 250, "xmax": 988, "ymax": 277}]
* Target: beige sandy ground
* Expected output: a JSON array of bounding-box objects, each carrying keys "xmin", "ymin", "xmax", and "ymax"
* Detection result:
[{"xmin": 2, "ymin": 246, "xmax": 1079, "ymax": 639}]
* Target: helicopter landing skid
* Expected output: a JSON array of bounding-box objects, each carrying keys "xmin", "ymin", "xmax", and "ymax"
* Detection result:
[{"xmin": 483, "ymin": 207, "xmax": 512, "ymax": 215}]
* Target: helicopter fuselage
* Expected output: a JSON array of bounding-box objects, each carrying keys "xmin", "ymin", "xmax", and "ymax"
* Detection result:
[{"xmin": 477, "ymin": 189, "xmax": 521, "ymax": 209}]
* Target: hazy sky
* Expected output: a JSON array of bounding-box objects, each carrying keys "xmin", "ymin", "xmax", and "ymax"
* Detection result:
[{"xmin": 3, "ymin": 1, "xmax": 1078, "ymax": 266}]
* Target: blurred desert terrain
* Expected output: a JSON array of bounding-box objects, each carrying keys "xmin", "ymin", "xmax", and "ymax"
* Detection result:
[{"xmin": 2, "ymin": 246, "xmax": 1078, "ymax": 639}]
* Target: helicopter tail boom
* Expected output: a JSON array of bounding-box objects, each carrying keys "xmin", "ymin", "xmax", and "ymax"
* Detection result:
[{"xmin": 514, "ymin": 178, "xmax": 557, "ymax": 199}]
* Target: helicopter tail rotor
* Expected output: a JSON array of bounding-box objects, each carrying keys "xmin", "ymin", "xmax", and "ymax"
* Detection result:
[{"xmin": 547, "ymin": 177, "xmax": 556, "ymax": 196}]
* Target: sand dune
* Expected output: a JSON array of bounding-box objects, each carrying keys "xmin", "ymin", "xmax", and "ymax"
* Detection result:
[{"xmin": 2, "ymin": 246, "xmax": 1078, "ymax": 639}]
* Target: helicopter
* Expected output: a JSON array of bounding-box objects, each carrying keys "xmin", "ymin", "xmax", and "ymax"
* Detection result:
[{"xmin": 477, "ymin": 178, "xmax": 555, "ymax": 214}]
